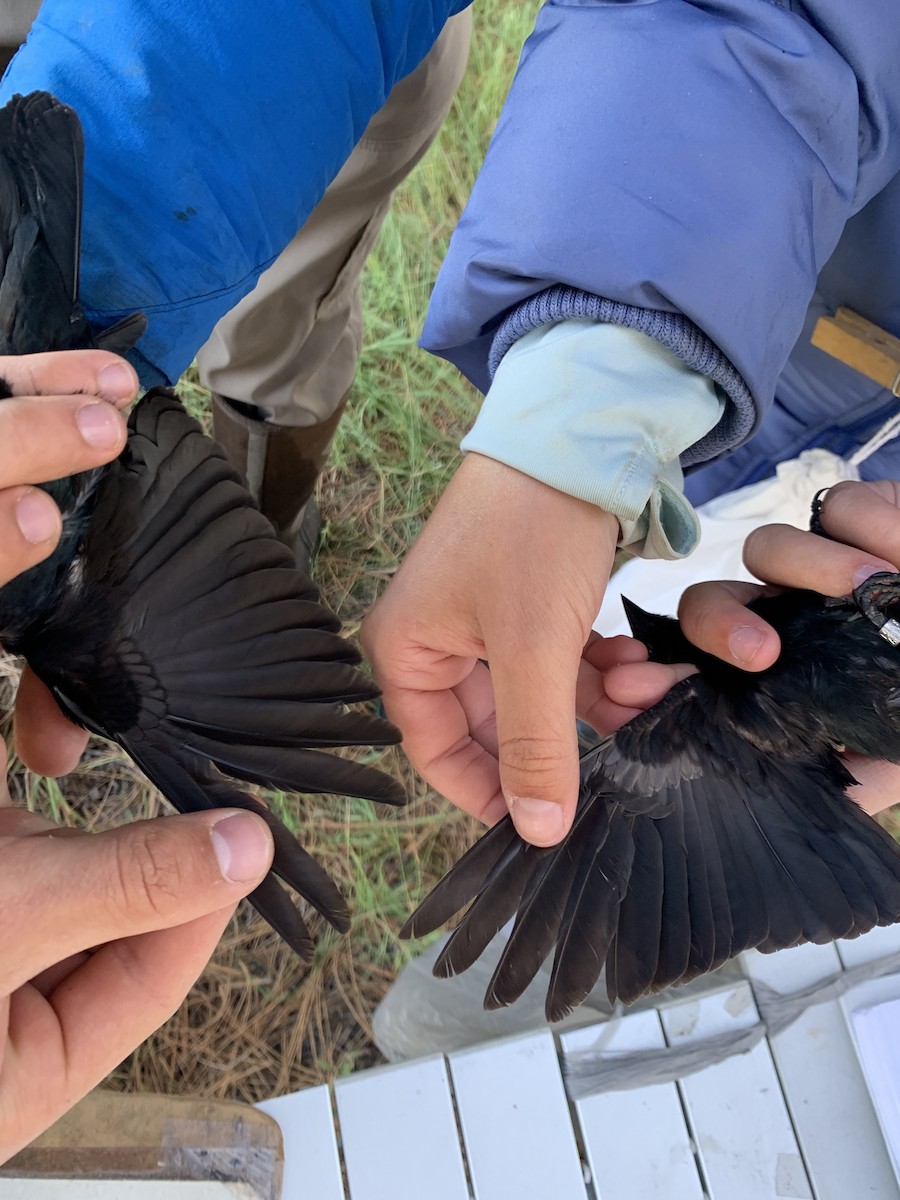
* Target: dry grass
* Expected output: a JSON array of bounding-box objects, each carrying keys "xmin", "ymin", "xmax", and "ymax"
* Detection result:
[{"xmin": 105, "ymin": 750, "xmax": 479, "ymax": 1099}]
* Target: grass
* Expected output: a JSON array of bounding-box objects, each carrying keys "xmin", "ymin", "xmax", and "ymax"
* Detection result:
[{"xmin": 4, "ymin": 0, "xmax": 546, "ymax": 1103}]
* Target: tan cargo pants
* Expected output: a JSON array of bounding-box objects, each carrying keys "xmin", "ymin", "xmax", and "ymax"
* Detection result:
[
  {"xmin": 0, "ymin": 0, "xmax": 40, "ymax": 73},
  {"xmin": 197, "ymin": 11, "xmax": 472, "ymax": 427}
]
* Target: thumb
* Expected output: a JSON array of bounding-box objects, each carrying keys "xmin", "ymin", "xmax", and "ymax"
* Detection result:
[
  {"xmin": 0, "ymin": 808, "xmax": 274, "ymax": 993},
  {"xmin": 491, "ymin": 635, "xmax": 583, "ymax": 847}
]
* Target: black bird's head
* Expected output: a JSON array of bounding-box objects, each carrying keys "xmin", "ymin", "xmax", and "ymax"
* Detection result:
[
  {"xmin": 624, "ymin": 574, "xmax": 900, "ymax": 768},
  {"xmin": 741, "ymin": 575, "xmax": 900, "ymax": 764}
]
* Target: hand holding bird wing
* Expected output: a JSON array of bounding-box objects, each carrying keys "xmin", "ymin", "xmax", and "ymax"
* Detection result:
[
  {"xmin": 361, "ymin": 452, "xmax": 623, "ymax": 847},
  {"xmin": 0, "ymin": 739, "xmax": 273, "ymax": 1164},
  {"xmin": 0, "ymin": 350, "xmax": 137, "ymax": 775},
  {"xmin": 0, "ymin": 350, "xmax": 134, "ymax": 588},
  {"xmin": 603, "ymin": 479, "xmax": 900, "ymax": 815}
]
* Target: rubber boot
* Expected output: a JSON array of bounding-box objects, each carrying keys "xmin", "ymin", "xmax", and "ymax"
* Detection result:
[{"xmin": 211, "ymin": 393, "xmax": 348, "ymax": 575}]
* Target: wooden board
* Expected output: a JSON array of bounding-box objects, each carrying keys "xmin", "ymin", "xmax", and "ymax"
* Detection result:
[
  {"xmin": 257, "ymin": 1085, "xmax": 344, "ymax": 1200},
  {"xmin": 744, "ymin": 943, "xmax": 896, "ymax": 1199},
  {"xmin": 836, "ymin": 924, "xmax": 900, "ymax": 970},
  {"xmin": 661, "ymin": 983, "xmax": 812, "ymax": 1200},
  {"xmin": 2, "ymin": 1092, "xmax": 281, "ymax": 1199},
  {"xmin": 0, "ymin": 1185, "xmax": 258, "ymax": 1200},
  {"xmin": 811, "ymin": 308, "xmax": 900, "ymax": 393}
]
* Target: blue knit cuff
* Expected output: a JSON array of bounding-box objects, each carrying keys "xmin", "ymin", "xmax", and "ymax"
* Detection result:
[{"xmin": 488, "ymin": 287, "xmax": 756, "ymax": 467}]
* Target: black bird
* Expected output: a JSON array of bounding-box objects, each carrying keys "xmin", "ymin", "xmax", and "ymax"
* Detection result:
[
  {"xmin": 403, "ymin": 570, "xmax": 900, "ymax": 1021},
  {"xmin": 0, "ymin": 90, "xmax": 405, "ymax": 958}
]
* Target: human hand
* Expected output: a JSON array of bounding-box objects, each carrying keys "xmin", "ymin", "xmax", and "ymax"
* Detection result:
[
  {"xmin": 0, "ymin": 350, "xmax": 138, "ymax": 777},
  {"xmin": 601, "ymin": 479, "xmax": 900, "ymax": 814},
  {"xmin": 361, "ymin": 452, "xmax": 635, "ymax": 847},
  {"xmin": 0, "ymin": 738, "xmax": 274, "ymax": 1164}
]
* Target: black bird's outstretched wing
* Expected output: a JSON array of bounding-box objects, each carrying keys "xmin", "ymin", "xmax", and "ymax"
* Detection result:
[
  {"xmin": 0, "ymin": 90, "xmax": 403, "ymax": 956},
  {"xmin": 21, "ymin": 390, "xmax": 406, "ymax": 955},
  {"xmin": 403, "ymin": 669, "xmax": 900, "ymax": 1020}
]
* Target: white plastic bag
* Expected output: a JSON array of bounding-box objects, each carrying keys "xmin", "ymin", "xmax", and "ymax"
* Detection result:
[{"xmin": 595, "ymin": 448, "xmax": 859, "ymax": 637}]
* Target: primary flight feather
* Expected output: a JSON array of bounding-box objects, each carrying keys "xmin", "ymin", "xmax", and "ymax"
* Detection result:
[
  {"xmin": 0, "ymin": 90, "xmax": 405, "ymax": 958},
  {"xmin": 404, "ymin": 570, "xmax": 900, "ymax": 1020}
]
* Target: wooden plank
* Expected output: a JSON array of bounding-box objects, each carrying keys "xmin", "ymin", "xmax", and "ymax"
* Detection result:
[
  {"xmin": 811, "ymin": 308, "xmax": 900, "ymax": 393},
  {"xmin": 448, "ymin": 1029, "xmax": 588, "ymax": 1200},
  {"xmin": 257, "ymin": 1084, "xmax": 344, "ymax": 1200},
  {"xmin": 744, "ymin": 944, "xmax": 896, "ymax": 1199},
  {"xmin": 0, "ymin": 1185, "xmax": 258, "ymax": 1199},
  {"xmin": 561, "ymin": 1011, "xmax": 704, "ymax": 1200},
  {"xmin": 661, "ymin": 982, "xmax": 812, "ymax": 1200},
  {"xmin": 3, "ymin": 1092, "xmax": 281, "ymax": 1195},
  {"xmin": 335, "ymin": 1055, "xmax": 469, "ymax": 1200}
]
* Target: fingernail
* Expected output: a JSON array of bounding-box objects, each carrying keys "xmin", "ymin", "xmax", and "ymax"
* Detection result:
[
  {"xmin": 15, "ymin": 489, "xmax": 59, "ymax": 544},
  {"xmin": 210, "ymin": 813, "xmax": 272, "ymax": 882},
  {"xmin": 728, "ymin": 625, "xmax": 765, "ymax": 666},
  {"xmin": 97, "ymin": 362, "xmax": 137, "ymax": 403},
  {"xmin": 76, "ymin": 402, "xmax": 123, "ymax": 448},
  {"xmin": 509, "ymin": 796, "xmax": 566, "ymax": 846}
]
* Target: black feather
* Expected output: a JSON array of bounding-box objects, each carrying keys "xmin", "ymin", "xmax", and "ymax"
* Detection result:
[
  {"xmin": 547, "ymin": 806, "xmax": 633, "ymax": 1020},
  {"xmin": 434, "ymin": 838, "xmax": 543, "ymax": 980},
  {"xmin": 0, "ymin": 91, "xmax": 405, "ymax": 959},
  {"xmin": 405, "ymin": 582, "xmax": 900, "ymax": 1016}
]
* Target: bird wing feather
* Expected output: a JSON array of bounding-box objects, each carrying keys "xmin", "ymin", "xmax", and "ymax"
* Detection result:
[
  {"xmin": 405, "ymin": 672, "xmax": 900, "ymax": 1017},
  {"xmin": 24, "ymin": 391, "xmax": 406, "ymax": 949}
]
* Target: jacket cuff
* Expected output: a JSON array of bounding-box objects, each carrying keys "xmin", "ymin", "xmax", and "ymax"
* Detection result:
[
  {"xmin": 489, "ymin": 286, "xmax": 752, "ymax": 469},
  {"xmin": 462, "ymin": 319, "xmax": 723, "ymax": 561}
]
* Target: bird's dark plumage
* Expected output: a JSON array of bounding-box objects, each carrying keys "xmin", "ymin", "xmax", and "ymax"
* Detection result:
[
  {"xmin": 404, "ymin": 575, "xmax": 900, "ymax": 1021},
  {"xmin": 0, "ymin": 91, "xmax": 405, "ymax": 956}
]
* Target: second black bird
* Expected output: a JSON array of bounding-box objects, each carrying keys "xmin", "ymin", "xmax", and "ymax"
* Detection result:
[{"xmin": 404, "ymin": 573, "xmax": 900, "ymax": 1020}]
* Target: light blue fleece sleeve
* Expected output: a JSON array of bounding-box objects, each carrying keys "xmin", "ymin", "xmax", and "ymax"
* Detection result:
[{"xmin": 460, "ymin": 320, "xmax": 724, "ymax": 560}]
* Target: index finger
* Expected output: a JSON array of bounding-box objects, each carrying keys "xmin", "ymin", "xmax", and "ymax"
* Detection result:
[
  {"xmin": 742, "ymin": 521, "xmax": 896, "ymax": 599},
  {"xmin": 379, "ymin": 674, "xmax": 508, "ymax": 826},
  {"xmin": 14, "ymin": 666, "xmax": 89, "ymax": 780},
  {"xmin": 677, "ymin": 579, "xmax": 781, "ymax": 671},
  {"xmin": 0, "ymin": 350, "xmax": 138, "ymax": 407}
]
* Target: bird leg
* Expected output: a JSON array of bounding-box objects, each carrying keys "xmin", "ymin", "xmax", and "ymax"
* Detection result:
[
  {"xmin": 809, "ymin": 490, "xmax": 900, "ymax": 645},
  {"xmin": 852, "ymin": 572, "xmax": 900, "ymax": 646}
]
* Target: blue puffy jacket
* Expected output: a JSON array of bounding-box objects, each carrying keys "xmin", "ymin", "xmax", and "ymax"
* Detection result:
[
  {"xmin": 421, "ymin": 1, "xmax": 900, "ymax": 502},
  {"xmin": 3, "ymin": 1, "xmax": 899, "ymax": 500}
]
